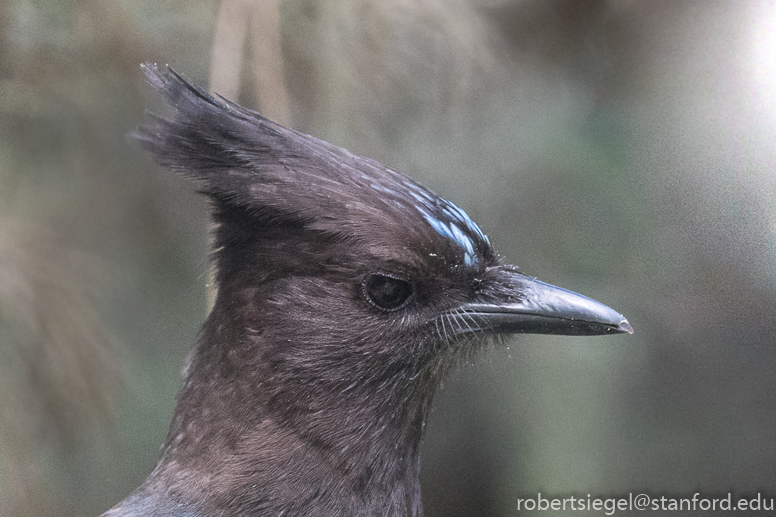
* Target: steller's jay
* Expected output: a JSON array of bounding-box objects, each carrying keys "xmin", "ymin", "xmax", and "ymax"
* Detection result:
[{"xmin": 102, "ymin": 64, "xmax": 632, "ymax": 517}]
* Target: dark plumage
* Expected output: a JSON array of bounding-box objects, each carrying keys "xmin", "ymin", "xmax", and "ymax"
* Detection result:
[{"xmin": 103, "ymin": 64, "xmax": 632, "ymax": 517}]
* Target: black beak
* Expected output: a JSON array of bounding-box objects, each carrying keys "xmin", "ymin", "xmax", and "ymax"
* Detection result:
[{"xmin": 463, "ymin": 270, "xmax": 633, "ymax": 336}]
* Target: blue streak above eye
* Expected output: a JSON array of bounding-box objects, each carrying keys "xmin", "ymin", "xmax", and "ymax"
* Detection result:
[
  {"xmin": 439, "ymin": 198, "xmax": 490, "ymax": 246},
  {"xmin": 422, "ymin": 210, "xmax": 456, "ymax": 242},
  {"xmin": 449, "ymin": 223, "xmax": 475, "ymax": 256},
  {"xmin": 416, "ymin": 208, "xmax": 480, "ymax": 266},
  {"xmin": 403, "ymin": 182, "xmax": 489, "ymax": 267}
]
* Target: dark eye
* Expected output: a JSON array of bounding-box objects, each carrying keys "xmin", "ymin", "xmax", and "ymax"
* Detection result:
[{"xmin": 363, "ymin": 274, "xmax": 413, "ymax": 311}]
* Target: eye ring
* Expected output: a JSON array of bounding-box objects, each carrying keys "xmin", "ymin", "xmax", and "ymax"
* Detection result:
[{"xmin": 362, "ymin": 273, "xmax": 414, "ymax": 311}]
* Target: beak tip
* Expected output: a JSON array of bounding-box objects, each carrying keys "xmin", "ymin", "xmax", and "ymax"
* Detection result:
[{"xmin": 618, "ymin": 317, "xmax": 634, "ymax": 335}]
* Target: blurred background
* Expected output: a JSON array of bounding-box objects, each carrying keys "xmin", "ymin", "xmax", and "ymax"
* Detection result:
[{"xmin": 1, "ymin": 0, "xmax": 775, "ymax": 515}]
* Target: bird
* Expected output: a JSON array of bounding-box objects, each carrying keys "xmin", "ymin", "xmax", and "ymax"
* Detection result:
[{"xmin": 102, "ymin": 63, "xmax": 633, "ymax": 517}]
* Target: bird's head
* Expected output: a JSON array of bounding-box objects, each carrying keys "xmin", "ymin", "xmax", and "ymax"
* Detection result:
[{"xmin": 130, "ymin": 64, "xmax": 632, "ymax": 512}]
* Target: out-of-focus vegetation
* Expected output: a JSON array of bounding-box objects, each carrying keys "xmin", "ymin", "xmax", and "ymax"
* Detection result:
[{"xmin": 1, "ymin": 1, "xmax": 774, "ymax": 516}]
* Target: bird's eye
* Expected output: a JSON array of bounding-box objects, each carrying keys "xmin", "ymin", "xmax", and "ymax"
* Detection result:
[{"xmin": 363, "ymin": 274, "xmax": 413, "ymax": 311}]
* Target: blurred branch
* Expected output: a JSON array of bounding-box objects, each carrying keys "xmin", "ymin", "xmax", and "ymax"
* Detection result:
[
  {"xmin": 209, "ymin": 0, "xmax": 290, "ymax": 124},
  {"xmin": 209, "ymin": 0, "xmax": 250, "ymax": 101},
  {"xmin": 0, "ymin": 219, "xmax": 120, "ymax": 517}
]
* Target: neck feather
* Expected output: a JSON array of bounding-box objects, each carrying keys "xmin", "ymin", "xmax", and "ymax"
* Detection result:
[{"xmin": 131, "ymin": 307, "xmax": 436, "ymax": 517}]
